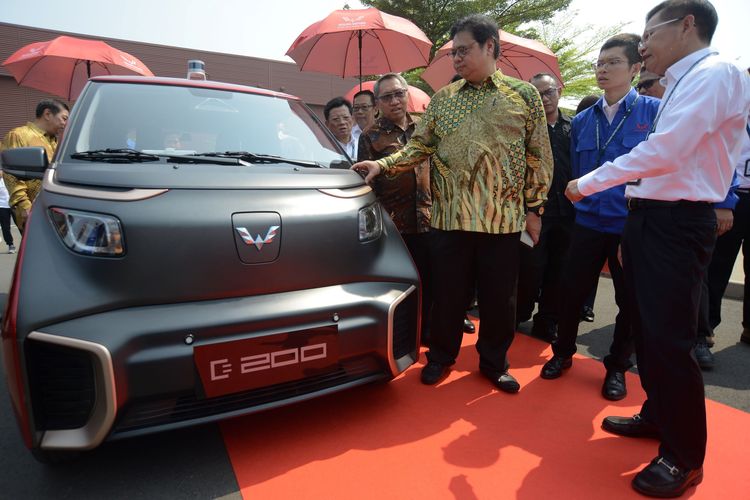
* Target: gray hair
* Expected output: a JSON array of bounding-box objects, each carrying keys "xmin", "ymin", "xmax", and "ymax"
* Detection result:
[{"xmin": 374, "ymin": 73, "xmax": 409, "ymax": 97}]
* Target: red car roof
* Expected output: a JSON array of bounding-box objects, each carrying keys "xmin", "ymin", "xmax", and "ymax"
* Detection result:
[{"xmin": 88, "ymin": 75, "xmax": 300, "ymax": 101}]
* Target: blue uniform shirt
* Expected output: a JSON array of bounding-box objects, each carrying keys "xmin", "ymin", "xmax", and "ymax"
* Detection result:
[{"xmin": 570, "ymin": 88, "xmax": 660, "ymax": 234}]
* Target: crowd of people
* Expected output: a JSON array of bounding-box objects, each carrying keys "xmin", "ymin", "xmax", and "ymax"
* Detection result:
[
  {"xmin": 348, "ymin": 1, "xmax": 749, "ymax": 497},
  {"xmin": 1, "ymin": 0, "xmax": 748, "ymax": 496}
]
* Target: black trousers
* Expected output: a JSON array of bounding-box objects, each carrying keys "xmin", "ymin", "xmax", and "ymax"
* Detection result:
[
  {"xmin": 552, "ymin": 224, "xmax": 633, "ymax": 371},
  {"xmin": 623, "ymin": 203, "xmax": 716, "ymax": 470},
  {"xmin": 707, "ymin": 191, "xmax": 750, "ymax": 329},
  {"xmin": 0, "ymin": 207, "xmax": 13, "ymax": 246},
  {"xmin": 403, "ymin": 232, "xmax": 433, "ymax": 341},
  {"xmin": 516, "ymin": 215, "xmax": 574, "ymax": 325},
  {"xmin": 427, "ymin": 229, "xmax": 519, "ymax": 374}
]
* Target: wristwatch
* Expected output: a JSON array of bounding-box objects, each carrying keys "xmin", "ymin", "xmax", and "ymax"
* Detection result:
[{"xmin": 526, "ymin": 205, "xmax": 545, "ymax": 216}]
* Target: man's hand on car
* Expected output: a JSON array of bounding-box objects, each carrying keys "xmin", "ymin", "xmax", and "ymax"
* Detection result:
[{"xmin": 351, "ymin": 160, "xmax": 381, "ymax": 184}]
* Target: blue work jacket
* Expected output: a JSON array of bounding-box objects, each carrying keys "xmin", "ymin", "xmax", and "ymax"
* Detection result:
[{"xmin": 570, "ymin": 88, "xmax": 660, "ymax": 234}]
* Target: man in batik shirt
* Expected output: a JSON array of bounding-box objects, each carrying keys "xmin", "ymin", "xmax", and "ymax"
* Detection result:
[
  {"xmin": 354, "ymin": 14, "xmax": 552, "ymax": 393},
  {"xmin": 1, "ymin": 98, "xmax": 69, "ymax": 232},
  {"xmin": 357, "ymin": 72, "xmax": 433, "ymax": 343}
]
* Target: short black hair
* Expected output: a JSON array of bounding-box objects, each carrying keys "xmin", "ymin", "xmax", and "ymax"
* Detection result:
[
  {"xmin": 450, "ymin": 14, "xmax": 500, "ymax": 59},
  {"xmin": 324, "ymin": 97, "xmax": 352, "ymax": 121},
  {"xmin": 352, "ymin": 90, "xmax": 375, "ymax": 105},
  {"xmin": 647, "ymin": 0, "xmax": 718, "ymax": 43},
  {"xmin": 576, "ymin": 95, "xmax": 600, "ymax": 115},
  {"xmin": 35, "ymin": 98, "xmax": 69, "ymax": 119},
  {"xmin": 530, "ymin": 73, "xmax": 560, "ymax": 86},
  {"xmin": 601, "ymin": 33, "xmax": 643, "ymax": 66}
]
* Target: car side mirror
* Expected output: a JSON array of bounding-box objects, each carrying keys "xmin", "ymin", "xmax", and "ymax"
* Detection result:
[{"xmin": 0, "ymin": 147, "xmax": 49, "ymax": 180}]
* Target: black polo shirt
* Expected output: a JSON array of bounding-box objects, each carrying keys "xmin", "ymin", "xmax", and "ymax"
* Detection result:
[{"xmin": 544, "ymin": 110, "xmax": 574, "ymax": 218}]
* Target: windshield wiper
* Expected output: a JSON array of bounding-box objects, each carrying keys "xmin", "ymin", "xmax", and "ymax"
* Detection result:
[
  {"xmin": 195, "ymin": 151, "xmax": 326, "ymax": 169},
  {"xmin": 71, "ymin": 148, "xmax": 245, "ymax": 166},
  {"xmin": 71, "ymin": 149, "xmax": 160, "ymax": 163}
]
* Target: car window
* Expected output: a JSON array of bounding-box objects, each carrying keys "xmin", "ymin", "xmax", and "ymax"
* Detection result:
[{"xmin": 66, "ymin": 82, "xmax": 349, "ymax": 168}]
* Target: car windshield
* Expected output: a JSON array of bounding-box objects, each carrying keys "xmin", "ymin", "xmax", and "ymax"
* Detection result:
[{"xmin": 64, "ymin": 82, "xmax": 350, "ymax": 168}]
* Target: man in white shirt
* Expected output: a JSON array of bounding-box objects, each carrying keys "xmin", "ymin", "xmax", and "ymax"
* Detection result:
[
  {"xmin": 324, "ymin": 97, "xmax": 358, "ymax": 160},
  {"xmin": 565, "ymin": 1, "xmax": 750, "ymax": 497},
  {"xmin": 0, "ymin": 171, "xmax": 15, "ymax": 253}
]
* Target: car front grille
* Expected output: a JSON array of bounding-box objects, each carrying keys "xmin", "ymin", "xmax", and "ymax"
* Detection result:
[
  {"xmin": 112, "ymin": 355, "xmax": 384, "ymax": 436},
  {"xmin": 392, "ymin": 290, "xmax": 418, "ymax": 359},
  {"xmin": 25, "ymin": 339, "xmax": 96, "ymax": 430}
]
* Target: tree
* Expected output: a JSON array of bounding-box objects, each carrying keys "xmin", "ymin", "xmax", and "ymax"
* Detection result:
[
  {"xmin": 524, "ymin": 10, "xmax": 626, "ymax": 99},
  {"xmin": 362, "ymin": 0, "xmax": 572, "ymax": 56}
]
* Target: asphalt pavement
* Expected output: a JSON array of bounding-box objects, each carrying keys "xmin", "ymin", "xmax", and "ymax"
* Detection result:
[{"xmin": 0, "ymin": 226, "xmax": 748, "ymax": 498}]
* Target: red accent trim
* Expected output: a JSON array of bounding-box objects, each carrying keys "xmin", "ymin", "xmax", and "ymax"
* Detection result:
[
  {"xmin": 87, "ymin": 75, "xmax": 300, "ymax": 100},
  {"xmin": 1, "ymin": 209, "xmax": 33, "ymax": 448}
]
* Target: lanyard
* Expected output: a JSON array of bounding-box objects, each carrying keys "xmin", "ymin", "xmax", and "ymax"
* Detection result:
[
  {"xmin": 648, "ymin": 51, "xmax": 718, "ymax": 137},
  {"xmin": 596, "ymin": 93, "xmax": 640, "ymax": 165}
]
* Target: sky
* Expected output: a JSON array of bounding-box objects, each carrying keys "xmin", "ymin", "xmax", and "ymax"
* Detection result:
[{"xmin": 1, "ymin": 0, "xmax": 748, "ymax": 68}]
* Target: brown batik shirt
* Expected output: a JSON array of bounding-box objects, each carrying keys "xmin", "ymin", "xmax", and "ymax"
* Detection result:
[{"xmin": 358, "ymin": 113, "xmax": 431, "ymax": 234}]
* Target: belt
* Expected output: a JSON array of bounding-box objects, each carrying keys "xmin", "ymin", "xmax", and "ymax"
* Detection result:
[{"xmin": 627, "ymin": 198, "xmax": 711, "ymax": 211}]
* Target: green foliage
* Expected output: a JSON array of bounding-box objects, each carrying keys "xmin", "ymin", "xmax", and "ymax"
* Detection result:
[
  {"xmin": 525, "ymin": 10, "xmax": 625, "ymax": 98},
  {"xmin": 362, "ymin": 0, "xmax": 572, "ymax": 57},
  {"xmin": 361, "ymin": 1, "xmax": 624, "ymax": 100}
]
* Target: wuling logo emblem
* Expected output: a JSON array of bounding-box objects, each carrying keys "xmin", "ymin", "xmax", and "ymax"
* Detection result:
[{"xmin": 236, "ymin": 226, "xmax": 280, "ymax": 250}]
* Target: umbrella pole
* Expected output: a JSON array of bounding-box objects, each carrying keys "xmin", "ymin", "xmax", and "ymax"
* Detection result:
[
  {"xmin": 358, "ymin": 31, "xmax": 362, "ymax": 91},
  {"xmin": 86, "ymin": 60, "xmax": 91, "ymax": 78}
]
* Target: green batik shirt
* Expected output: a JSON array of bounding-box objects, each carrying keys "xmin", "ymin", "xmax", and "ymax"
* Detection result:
[{"xmin": 376, "ymin": 70, "xmax": 552, "ymax": 234}]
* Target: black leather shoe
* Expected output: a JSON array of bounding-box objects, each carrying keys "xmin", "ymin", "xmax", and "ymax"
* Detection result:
[
  {"xmin": 601, "ymin": 414, "xmax": 660, "ymax": 439},
  {"xmin": 602, "ymin": 370, "xmax": 627, "ymax": 401},
  {"xmin": 420, "ymin": 361, "xmax": 449, "ymax": 385},
  {"xmin": 540, "ymin": 355, "xmax": 572, "ymax": 379},
  {"xmin": 480, "ymin": 369, "xmax": 520, "ymax": 393},
  {"xmin": 741, "ymin": 328, "xmax": 750, "ymax": 344},
  {"xmin": 463, "ymin": 316, "xmax": 476, "ymax": 334},
  {"xmin": 580, "ymin": 306, "xmax": 595, "ymax": 322},
  {"xmin": 694, "ymin": 341, "xmax": 714, "ymax": 370},
  {"xmin": 531, "ymin": 320, "xmax": 557, "ymax": 343},
  {"xmin": 632, "ymin": 456, "xmax": 703, "ymax": 498}
]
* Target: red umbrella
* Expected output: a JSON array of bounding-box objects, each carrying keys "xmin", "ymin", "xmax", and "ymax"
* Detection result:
[
  {"xmin": 2, "ymin": 35, "xmax": 153, "ymax": 100},
  {"xmin": 344, "ymin": 81, "xmax": 431, "ymax": 113},
  {"xmin": 421, "ymin": 30, "xmax": 563, "ymax": 91},
  {"xmin": 286, "ymin": 8, "xmax": 432, "ymax": 85}
]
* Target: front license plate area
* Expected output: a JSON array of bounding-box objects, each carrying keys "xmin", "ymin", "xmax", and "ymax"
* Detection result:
[{"xmin": 194, "ymin": 325, "xmax": 339, "ymax": 398}]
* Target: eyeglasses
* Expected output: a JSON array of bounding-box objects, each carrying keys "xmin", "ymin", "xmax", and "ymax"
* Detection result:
[
  {"xmin": 538, "ymin": 87, "xmax": 559, "ymax": 99},
  {"xmin": 449, "ymin": 41, "xmax": 478, "ymax": 59},
  {"xmin": 352, "ymin": 104, "xmax": 373, "ymax": 112},
  {"xmin": 639, "ymin": 16, "xmax": 686, "ymax": 48},
  {"xmin": 592, "ymin": 58, "xmax": 627, "ymax": 71},
  {"xmin": 377, "ymin": 89, "xmax": 408, "ymax": 102},
  {"xmin": 637, "ymin": 79, "xmax": 658, "ymax": 91}
]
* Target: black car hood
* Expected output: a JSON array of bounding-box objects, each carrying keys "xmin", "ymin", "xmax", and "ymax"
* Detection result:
[{"xmin": 53, "ymin": 161, "xmax": 366, "ymax": 190}]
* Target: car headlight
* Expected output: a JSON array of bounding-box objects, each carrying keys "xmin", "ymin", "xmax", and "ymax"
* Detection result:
[
  {"xmin": 48, "ymin": 208, "xmax": 125, "ymax": 257},
  {"xmin": 358, "ymin": 202, "xmax": 383, "ymax": 242}
]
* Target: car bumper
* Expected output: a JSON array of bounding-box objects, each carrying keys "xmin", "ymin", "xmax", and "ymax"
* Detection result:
[{"xmin": 22, "ymin": 281, "xmax": 418, "ymax": 450}]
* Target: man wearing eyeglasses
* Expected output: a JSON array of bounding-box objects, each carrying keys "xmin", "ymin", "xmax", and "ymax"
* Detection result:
[
  {"xmin": 541, "ymin": 34, "xmax": 660, "ymax": 402},
  {"xmin": 565, "ymin": 1, "xmax": 750, "ymax": 496},
  {"xmin": 353, "ymin": 14, "xmax": 552, "ymax": 393},
  {"xmin": 516, "ymin": 73, "xmax": 574, "ymax": 344},
  {"xmin": 357, "ymin": 73, "xmax": 433, "ymax": 344},
  {"xmin": 352, "ymin": 90, "xmax": 377, "ymax": 141}
]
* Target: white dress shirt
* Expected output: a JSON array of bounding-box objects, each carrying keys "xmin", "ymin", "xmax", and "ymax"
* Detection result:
[
  {"xmin": 337, "ymin": 135, "xmax": 359, "ymax": 160},
  {"xmin": 578, "ymin": 48, "xmax": 750, "ymax": 202},
  {"xmin": 602, "ymin": 94, "xmax": 627, "ymax": 124},
  {"xmin": 351, "ymin": 123, "xmax": 363, "ymax": 141}
]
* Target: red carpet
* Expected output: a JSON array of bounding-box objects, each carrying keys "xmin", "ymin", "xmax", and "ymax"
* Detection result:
[{"xmin": 220, "ymin": 325, "xmax": 750, "ymax": 499}]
